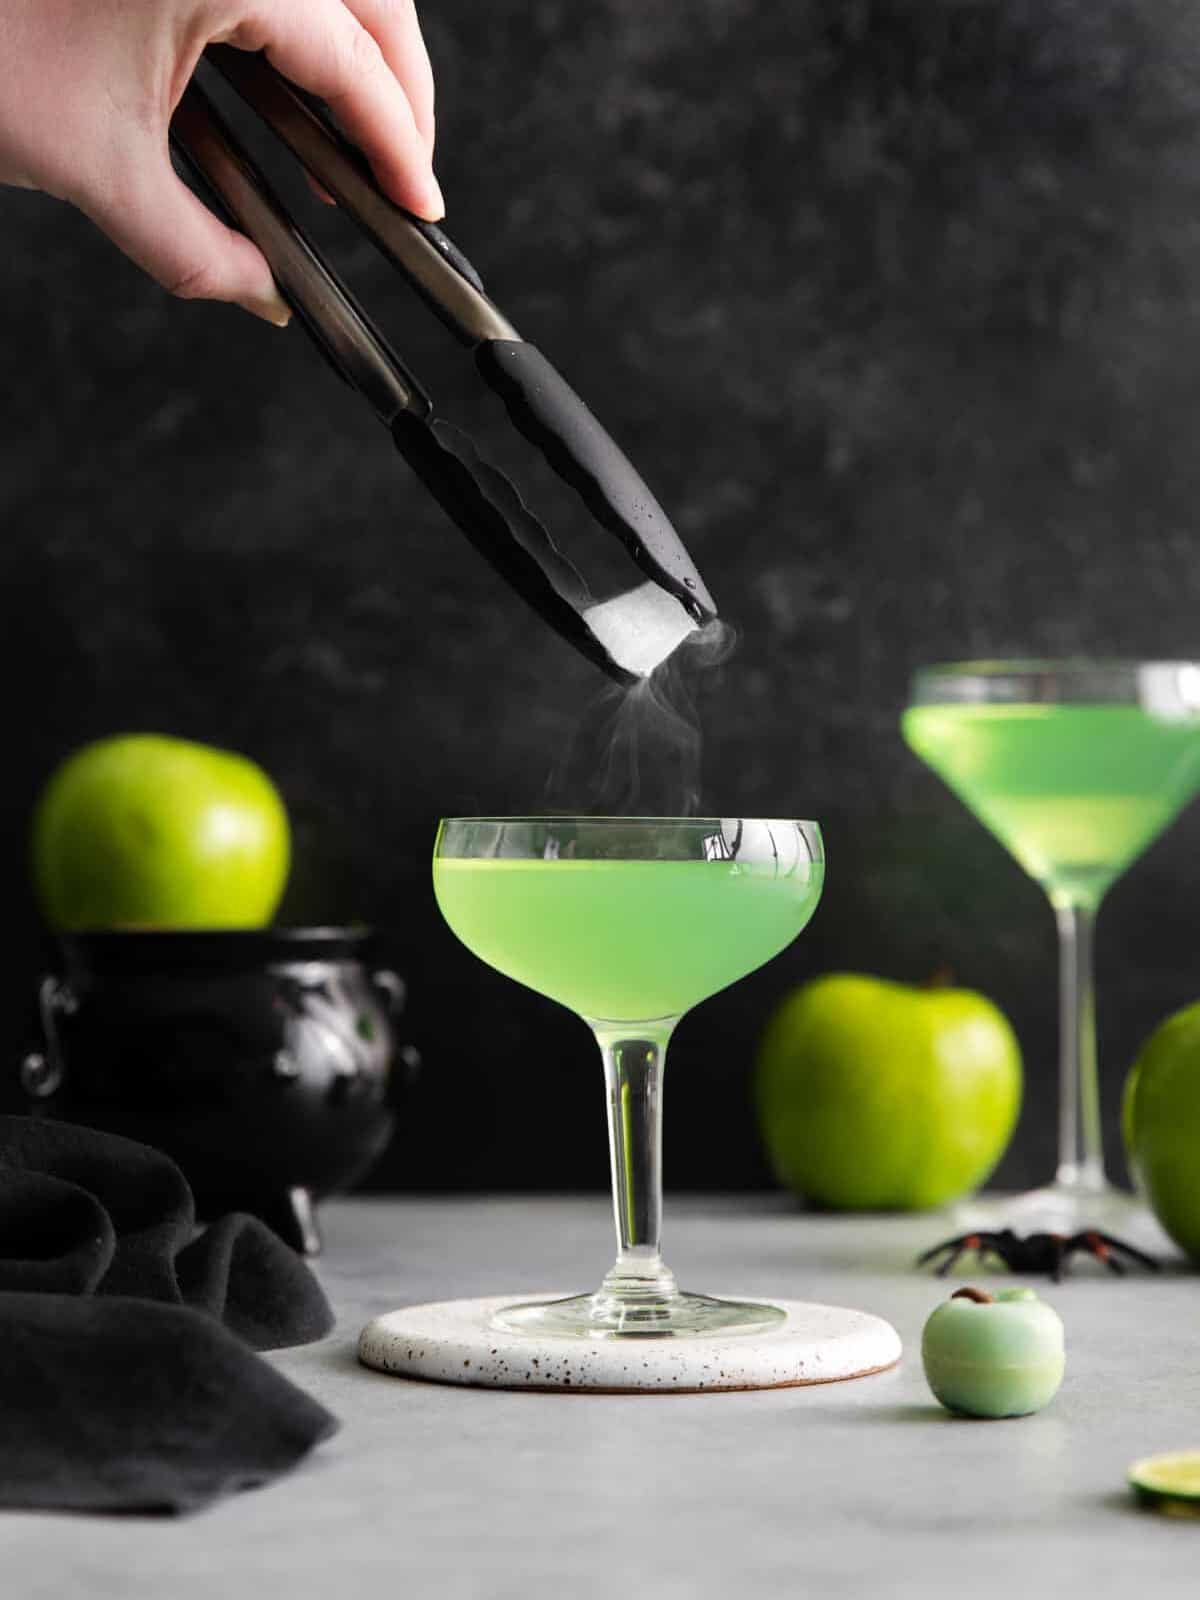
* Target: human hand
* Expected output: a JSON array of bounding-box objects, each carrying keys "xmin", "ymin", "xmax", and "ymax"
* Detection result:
[{"xmin": 0, "ymin": 0, "xmax": 439, "ymax": 324}]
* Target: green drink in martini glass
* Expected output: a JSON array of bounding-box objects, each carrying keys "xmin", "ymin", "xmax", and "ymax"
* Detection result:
[
  {"xmin": 903, "ymin": 660, "xmax": 1200, "ymax": 1227},
  {"xmin": 434, "ymin": 816, "xmax": 824, "ymax": 1337}
]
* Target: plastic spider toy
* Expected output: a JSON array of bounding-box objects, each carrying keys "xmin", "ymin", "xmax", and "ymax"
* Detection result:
[{"xmin": 917, "ymin": 1228, "xmax": 1160, "ymax": 1283}]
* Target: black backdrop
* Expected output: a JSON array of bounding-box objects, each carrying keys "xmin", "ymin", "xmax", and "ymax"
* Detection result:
[{"xmin": 4, "ymin": 0, "xmax": 1200, "ymax": 1193}]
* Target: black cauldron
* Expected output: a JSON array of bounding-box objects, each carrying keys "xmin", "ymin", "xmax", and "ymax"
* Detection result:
[{"xmin": 18, "ymin": 928, "xmax": 415, "ymax": 1254}]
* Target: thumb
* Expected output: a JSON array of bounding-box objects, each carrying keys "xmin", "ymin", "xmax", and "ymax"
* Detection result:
[{"xmin": 83, "ymin": 147, "xmax": 292, "ymax": 326}]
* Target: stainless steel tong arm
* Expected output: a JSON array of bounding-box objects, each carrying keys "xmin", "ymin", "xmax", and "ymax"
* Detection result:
[
  {"xmin": 206, "ymin": 44, "xmax": 518, "ymax": 348},
  {"xmin": 171, "ymin": 81, "xmax": 429, "ymax": 426}
]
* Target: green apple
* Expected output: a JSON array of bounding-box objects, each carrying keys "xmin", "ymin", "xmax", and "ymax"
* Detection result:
[
  {"xmin": 755, "ymin": 973, "xmax": 1022, "ymax": 1210},
  {"xmin": 32, "ymin": 733, "xmax": 290, "ymax": 930},
  {"xmin": 1123, "ymin": 1001, "xmax": 1200, "ymax": 1261},
  {"xmin": 922, "ymin": 1286, "xmax": 1064, "ymax": 1418}
]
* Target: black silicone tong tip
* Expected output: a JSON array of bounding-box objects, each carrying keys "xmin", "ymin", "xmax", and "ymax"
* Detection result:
[
  {"xmin": 391, "ymin": 414, "xmax": 637, "ymax": 685},
  {"xmin": 475, "ymin": 341, "xmax": 717, "ymax": 624}
]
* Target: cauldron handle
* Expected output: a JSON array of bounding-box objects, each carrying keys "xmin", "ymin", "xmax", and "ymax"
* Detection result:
[
  {"xmin": 370, "ymin": 968, "xmax": 405, "ymax": 1013},
  {"xmin": 19, "ymin": 976, "xmax": 77, "ymax": 1102},
  {"xmin": 371, "ymin": 969, "xmax": 422, "ymax": 1089},
  {"xmin": 256, "ymin": 1185, "xmax": 322, "ymax": 1257}
]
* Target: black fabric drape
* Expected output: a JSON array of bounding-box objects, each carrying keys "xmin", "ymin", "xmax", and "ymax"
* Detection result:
[{"xmin": 0, "ymin": 1117, "xmax": 338, "ymax": 1513}]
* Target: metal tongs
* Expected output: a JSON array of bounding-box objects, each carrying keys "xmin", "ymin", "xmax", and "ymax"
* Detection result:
[{"xmin": 169, "ymin": 48, "xmax": 717, "ymax": 683}]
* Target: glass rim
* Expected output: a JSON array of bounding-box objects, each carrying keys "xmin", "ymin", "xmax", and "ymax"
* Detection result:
[
  {"xmin": 913, "ymin": 657, "xmax": 1200, "ymax": 679},
  {"xmin": 908, "ymin": 658, "xmax": 1200, "ymax": 711},
  {"xmin": 437, "ymin": 815, "xmax": 821, "ymax": 827},
  {"xmin": 435, "ymin": 816, "xmax": 824, "ymax": 865}
]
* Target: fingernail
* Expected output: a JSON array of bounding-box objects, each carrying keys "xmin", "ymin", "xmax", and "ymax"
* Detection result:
[
  {"xmin": 249, "ymin": 285, "xmax": 293, "ymax": 328},
  {"xmin": 420, "ymin": 172, "xmax": 445, "ymax": 221}
]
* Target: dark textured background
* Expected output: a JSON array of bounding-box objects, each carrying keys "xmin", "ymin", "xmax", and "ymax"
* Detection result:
[{"xmin": 4, "ymin": 0, "xmax": 1200, "ymax": 1194}]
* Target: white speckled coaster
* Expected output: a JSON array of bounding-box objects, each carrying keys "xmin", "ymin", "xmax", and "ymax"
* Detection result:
[{"xmin": 358, "ymin": 1296, "xmax": 902, "ymax": 1393}]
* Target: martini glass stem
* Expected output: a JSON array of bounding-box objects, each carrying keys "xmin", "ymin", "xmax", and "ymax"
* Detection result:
[
  {"xmin": 1052, "ymin": 897, "xmax": 1106, "ymax": 1194},
  {"xmin": 594, "ymin": 1021, "xmax": 679, "ymax": 1306}
]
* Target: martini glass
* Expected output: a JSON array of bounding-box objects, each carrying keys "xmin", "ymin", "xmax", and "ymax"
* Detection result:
[
  {"xmin": 433, "ymin": 816, "xmax": 824, "ymax": 1338},
  {"xmin": 903, "ymin": 660, "xmax": 1200, "ymax": 1228}
]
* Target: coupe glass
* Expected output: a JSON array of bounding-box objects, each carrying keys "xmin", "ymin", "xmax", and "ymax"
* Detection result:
[
  {"xmin": 433, "ymin": 816, "xmax": 824, "ymax": 1338},
  {"xmin": 903, "ymin": 660, "xmax": 1200, "ymax": 1227}
]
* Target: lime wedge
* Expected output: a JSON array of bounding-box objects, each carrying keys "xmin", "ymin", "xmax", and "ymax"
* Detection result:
[{"xmin": 1129, "ymin": 1452, "xmax": 1200, "ymax": 1515}]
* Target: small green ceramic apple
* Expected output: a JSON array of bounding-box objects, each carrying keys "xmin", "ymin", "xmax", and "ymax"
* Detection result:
[{"xmin": 922, "ymin": 1286, "xmax": 1065, "ymax": 1418}]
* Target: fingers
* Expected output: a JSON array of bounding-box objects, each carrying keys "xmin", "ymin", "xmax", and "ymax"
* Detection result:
[
  {"xmin": 66, "ymin": 0, "xmax": 443, "ymax": 325},
  {"xmin": 82, "ymin": 146, "xmax": 292, "ymax": 325},
  {"xmin": 343, "ymin": 0, "xmax": 436, "ymax": 153},
  {"xmin": 253, "ymin": 0, "xmax": 443, "ymax": 218}
]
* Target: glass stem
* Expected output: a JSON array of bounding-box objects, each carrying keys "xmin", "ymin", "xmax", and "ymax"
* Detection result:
[
  {"xmin": 593, "ymin": 1021, "xmax": 680, "ymax": 1307},
  {"xmin": 1052, "ymin": 896, "xmax": 1106, "ymax": 1194}
]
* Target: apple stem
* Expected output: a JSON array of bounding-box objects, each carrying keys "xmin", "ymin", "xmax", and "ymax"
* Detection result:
[
  {"xmin": 922, "ymin": 966, "xmax": 955, "ymax": 989},
  {"xmin": 951, "ymin": 1286, "xmax": 995, "ymax": 1304}
]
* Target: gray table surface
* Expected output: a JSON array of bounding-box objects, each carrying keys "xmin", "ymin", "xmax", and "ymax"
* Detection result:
[{"xmin": 5, "ymin": 1194, "xmax": 1199, "ymax": 1598}]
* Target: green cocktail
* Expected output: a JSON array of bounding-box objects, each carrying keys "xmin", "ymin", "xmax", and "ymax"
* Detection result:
[
  {"xmin": 902, "ymin": 704, "xmax": 1200, "ymax": 907},
  {"xmin": 433, "ymin": 817, "xmax": 824, "ymax": 1338},
  {"xmin": 903, "ymin": 661, "xmax": 1200, "ymax": 1227},
  {"xmin": 433, "ymin": 857, "xmax": 823, "ymax": 1021}
]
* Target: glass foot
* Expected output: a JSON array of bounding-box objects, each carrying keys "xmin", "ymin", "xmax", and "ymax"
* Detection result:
[
  {"xmin": 490, "ymin": 1289, "xmax": 787, "ymax": 1340},
  {"xmin": 951, "ymin": 1178, "xmax": 1151, "ymax": 1236}
]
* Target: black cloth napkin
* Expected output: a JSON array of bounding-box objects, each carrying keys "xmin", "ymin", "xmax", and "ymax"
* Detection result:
[{"xmin": 0, "ymin": 1116, "xmax": 338, "ymax": 1513}]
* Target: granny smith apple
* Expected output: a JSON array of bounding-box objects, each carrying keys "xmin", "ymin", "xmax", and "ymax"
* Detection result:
[
  {"xmin": 756, "ymin": 973, "xmax": 1021, "ymax": 1210},
  {"xmin": 922, "ymin": 1286, "xmax": 1064, "ymax": 1418},
  {"xmin": 32, "ymin": 733, "xmax": 291, "ymax": 930},
  {"xmin": 1123, "ymin": 1001, "xmax": 1200, "ymax": 1261}
]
